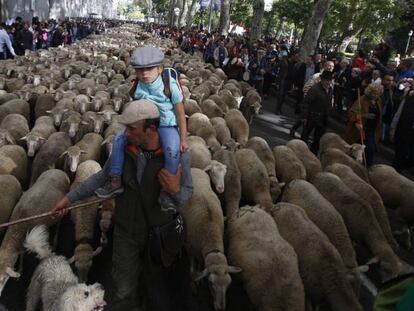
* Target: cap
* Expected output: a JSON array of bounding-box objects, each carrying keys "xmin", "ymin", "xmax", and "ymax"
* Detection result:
[
  {"xmin": 118, "ymin": 100, "xmax": 160, "ymax": 125},
  {"xmin": 131, "ymin": 46, "xmax": 165, "ymax": 68},
  {"xmin": 320, "ymin": 70, "xmax": 333, "ymax": 80}
]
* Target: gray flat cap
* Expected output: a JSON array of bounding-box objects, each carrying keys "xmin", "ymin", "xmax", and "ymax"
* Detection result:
[
  {"xmin": 118, "ymin": 100, "xmax": 160, "ymax": 125},
  {"xmin": 131, "ymin": 46, "xmax": 165, "ymax": 68}
]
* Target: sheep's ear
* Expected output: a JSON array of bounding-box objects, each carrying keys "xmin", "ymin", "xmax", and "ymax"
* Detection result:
[
  {"xmin": 6, "ymin": 267, "xmax": 20, "ymax": 278},
  {"xmin": 81, "ymin": 120, "xmax": 89, "ymax": 125},
  {"xmin": 195, "ymin": 269, "xmax": 208, "ymax": 281},
  {"xmin": 46, "ymin": 110, "xmax": 52, "ymax": 114},
  {"xmin": 68, "ymin": 256, "xmax": 75, "ymax": 264},
  {"xmin": 228, "ymin": 266, "xmax": 242, "ymax": 274},
  {"xmin": 357, "ymin": 265, "xmax": 369, "ymax": 273},
  {"xmin": 80, "ymin": 150, "xmax": 88, "ymax": 154},
  {"xmin": 343, "ymin": 144, "xmax": 352, "ymax": 151},
  {"xmin": 203, "ymin": 164, "xmax": 212, "ymax": 172},
  {"xmin": 60, "ymin": 150, "xmax": 68, "ymax": 158},
  {"xmin": 6, "ymin": 133, "xmax": 16, "ymax": 144},
  {"xmin": 366, "ymin": 256, "xmax": 380, "ymax": 265},
  {"xmin": 39, "ymin": 136, "xmax": 46, "ymax": 141},
  {"xmin": 278, "ymin": 182, "xmax": 286, "ymax": 189},
  {"xmin": 19, "ymin": 136, "xmax": 27, "ymax": 141}
]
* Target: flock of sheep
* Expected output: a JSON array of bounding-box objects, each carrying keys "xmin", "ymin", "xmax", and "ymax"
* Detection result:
[{"xmin": 0, "ymin": 23, "xmax": 414, "ymax": 311}]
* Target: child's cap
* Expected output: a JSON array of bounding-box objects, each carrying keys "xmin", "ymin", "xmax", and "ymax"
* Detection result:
[{"xmin": 131, "ymin": 46, "xmax": 165, "ymax": 68}]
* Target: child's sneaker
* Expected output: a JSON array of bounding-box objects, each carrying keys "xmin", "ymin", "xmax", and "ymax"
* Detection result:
[
  {"xmin": 95, "ymin": 176, "xmax": 124, "ymax": 199},
  {"xmin": 158, "ymin": 191, "xmax": 177, "ymax": 214}
]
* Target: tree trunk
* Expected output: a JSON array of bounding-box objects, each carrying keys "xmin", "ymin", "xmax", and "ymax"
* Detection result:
[
  {"xmin": 219, "ymin": 0, "xmax": 230, "ymax": 36},
  {"xmin": 250, "ymin": 0, "xmax": 264, "ymax": 41},
  {"xmin": 337, "ymin": 27, "xmax": 363, "ymax": 53},
  {"xmin": 275, "ymin": 20, "xmax": 284, "ymax": 39},
  {"xmin": 178, "ymin": 0, "xmax": 187, "ymax": 27},
  {"xmin": 185, "ymin": 0, "xmax": 198, "ymax": 29},
  {"xmin": 299, "ymin": 0, "xmax": 334, "ymax": 61},
  {"xmin": 207, "ymin": 0, "xmax": 214, "ymax": 32},
  {"xmin": 168, "ymin": 0, "xmax": 176, "ymax": 26}
]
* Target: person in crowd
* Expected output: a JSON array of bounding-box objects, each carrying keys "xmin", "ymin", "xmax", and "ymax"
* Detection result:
[
  {"xmin": 15, "ymin": 22, "xmax": 33, "ymax": 55},
  {"xmin": 213, "ymin": 40, "xmax": 228, "ymax": 68},
  {"xmin": 293, "ymin": 55, "xmax": 315, "ymax": 114},
  {"xmin": 52, "ymin": 25, "xmax": 64, "ymax": 47},
  {"xmin": 51, "ymin": 100, "xmax": 193, "ymax": 311},
  {"xmin": 276, "ymin": 50, "xmax": 297, "ymax": 114},
  {"xmin": 334, "ymin": 58, "xmax": 351, "ymax": 112},
  {"xmin": 301, "ymin": 70, "xmax": 334, "ymax": 154},
  {"xmin": 0, "ymin": 23, "xmax": 16, "ymax": 59},
  {"xmin": 204, "ymin": 34, "xmax": 216, "ymax": 64},
  {"xmin": 353, "ymin": 49, "xmax": 366, "ymax": 71},
  {"xmin": 344, "ymin": 67, "xmax": 362, "ymax": 109},
  {"xmin": 390, "ymin": 82, "xmax": 414, "ymax": 173},
  {"xmin": 262, "ymin": 50, "xmax": 278, "ymax": 96},
  {"xmin": 344, "ymin": 83, "xmax": 384, "ymax": 166},
  {"xmin": 381, "ymin": 74, "xmax": 396, "ymax": 142},
  {"xmin": 248, "ymin": 48, "xmax": 267, "ymax": 95},
  {"xmin": 395, "ymin": 59, "xmax": 414, "ymax": 83}
]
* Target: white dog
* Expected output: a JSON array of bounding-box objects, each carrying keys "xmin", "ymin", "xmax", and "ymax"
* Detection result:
[{"xmin": 24, "ymin": 225, "xmax": 106, "ymax": 311}]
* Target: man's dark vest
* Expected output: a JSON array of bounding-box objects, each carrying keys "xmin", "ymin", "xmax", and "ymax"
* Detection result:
[{"xmin": 114, "ymin": 149, "xmax": 175, "ymax": 241}]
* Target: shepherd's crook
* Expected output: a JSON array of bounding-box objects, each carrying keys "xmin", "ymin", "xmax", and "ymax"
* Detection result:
[{"xmin": 0, "ymin": 197, "xmax": 108, "ymax": 229}]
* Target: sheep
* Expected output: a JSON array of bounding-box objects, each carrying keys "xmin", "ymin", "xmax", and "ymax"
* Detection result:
[
  {"xmin": 102, "ymin": 123, "xmax": 125, "ymax": 156},
  {"xmin": 320, "ymin": 132, "xmax": 365, "ymax": 163},
  {"xmin": 0, "ymin": 175, "xmax": 21, "ymax": 235},
  {"xmin": 190, "ymin": 84, "xmax": 211, "ymax": 104},
  {"xmin": 30, "ymin": 132, "xmax": 73, "ymax": 185},
  {"xmin": 286, "ymin": 139, "xmax": 322, "ymax": 180},
  {"xmin": 181, "ymin": 168, "xmax": 241, "ymax": 311},
  {"xmin": 208, "ymin": 94, "xmax": 229, "ymax": 114},
  {"xmin": 73, "ymin": 94, "xmax": 92, "ymax": 114},
  {"xmin": 224, "ymin": 109, "xmax": 249, "ymax": 147},
  {"xmin": 227, "ymin": 205, "xmax": 305, "ymax": 311},
  {"xmin": 34, "ymin": 94, "xmax": 56, "ymax": 119},
  {"xmin": 0, "ymin": 169, "xmax": 70, "ymax": 296},
  {"xmin": 238, "ymin": 81, "xmax": 254, "ymax": 96},
  {"xmin": 320, "ymin": 148, "xmax": 370, "ymax": 182},
  {"xmin": 46, "ymin": 106, "xmax": 72, "ymax": 127},
  {"xmin": 210, "ymin": 117, "xmax": 232, "ymax": 145},
  {"xmin": 212, "ymin": 149, "xmax": 241, "ymax": 217},
  {"xmin": 24, "ymin": 225, "xmax": 106, "ymax": 311},
  {"xmin": 184, "ymin": 99, "xmax": 202, "ymax": 116},
  {"xmin": 246, "ymin": 137, "xmax": 282, "ymax": 202},
  {"xmin": 239, "ymin": 90, "xmax": 262, "ymax": 124},
  {"xmin": 62, "ymin": 133, "xmax": 103, "ymax": 174},
  {"xmin": 99, "ymin": 199, "xmax": 115, "ymax": 246},
  {"xmin": 70, "ymin": 160, "xmax": 103, "ymax": 282},
  {"xmin": 325, "ymin": 163, "xmax": 399, "ymax": 252},
  {"xmin": 218, "ymin": 89, "xmax": 239, "ymax": 109},
  {"xmin": 20, "ymin": 116, "xmax": 56, "ymax": 157},
  {"xmin": 235, "ymin": 149, "xmax": 273, "ymax": 212},
  {"xmin": 92, "ymin": 91, "xmax": 111, "ymax": 111},
  {"xmin": 0, "ymin": 93, "xmax": 18, "ymax": 105},
  {"xmin": 369, "ymin": 164, "xmax": 414, "ymax": 227},
  {"xmin": 0, "ymin": 145, "xmax": 28, "ymax": 186},
  {"xmin": 281, "ymin": 179, "xmax": 359, "ymax": 282},
  {"xmin": 0, "ymin": 114, "xmax": 29, "ymax": 148},
  {"xmin": 272, "ymin": 145, "xmax": 306, "ymax": 184},
  {"xmin": 59, "ymin": 111, "xmax": 83, "ymax": 141},
  {"xmin": 200, "ymin": 99, "xmax": 224, "ymax": 118},
  {"xmin": 269, "ymin": 203, "xmax": 363, "ymax": 311},
  {"xmin": 0, "ymin": 99, "xmax": 30, "ymax": 123},
  {"xmin": 81, "ymin": 111, "xmax": 106, "ymax": 135},
  {"xmin": 311, "ymin": 172, "xmax": 402, "ymax": 281},
  {"xmin": 188, "ymin": 113, "xmax": 220, "ymax": 151},
  {"xmin": 223, "ymin": 83, "xmax": 242, "ymax": 98},
  {"xmin": 97, "ymin": 104, "xmax": 117, "ymax": 123}
]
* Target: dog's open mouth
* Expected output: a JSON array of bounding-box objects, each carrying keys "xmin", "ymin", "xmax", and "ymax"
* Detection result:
[{"xmin": 93, "ymin": 301, "xmax": 106, "ymax": 310}]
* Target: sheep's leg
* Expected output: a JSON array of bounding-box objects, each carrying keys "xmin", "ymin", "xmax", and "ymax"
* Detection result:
[
  {"xmin": 52, "ymin": 221, "xmax": 61, "ymax": 251},
  {"xmin": 18, "ymin": 252, "xmax": 24, "ymax": 275},
  {"xmin": 26, "ymin": 275, "xmax": 42, "ymax": 311}
]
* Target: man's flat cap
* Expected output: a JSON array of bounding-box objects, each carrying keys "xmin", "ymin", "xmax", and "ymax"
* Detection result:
[
  {"xmin": 131, "ymin": 46, "xmax": 165, "ymax": 68},
  {"xmin": 118, "ymin": 100, "xmax": 160, "ymax": 125}
]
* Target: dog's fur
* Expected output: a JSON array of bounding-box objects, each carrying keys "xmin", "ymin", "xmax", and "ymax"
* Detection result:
[{"xmin": 24, "ymin": 225, "xmax": 106, "ymax": 311}]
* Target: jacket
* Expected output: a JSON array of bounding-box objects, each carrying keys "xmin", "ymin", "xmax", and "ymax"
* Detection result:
[
  {"xmin": 303, "ymin": 82, "xmax": 333, "ymax": 126},
  {"xmin": 343, "ymin": 95, "xmax": 383, "ymax": 144}
]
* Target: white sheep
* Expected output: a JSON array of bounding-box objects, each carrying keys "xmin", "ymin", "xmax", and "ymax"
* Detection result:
[
  {"xmin": 0, "ymin": 145, "xmax": 28, "ymax": 186},
  {"xmin": 20, "ymin": 116, "xmax": 56, "ymax": 157},
  {"xmin": 235, "ymin": 149, "xmax": 273, "ymax": 212},
  {"xmin": 227, "ymin": 205, "xmax": 305, "ymax": 311},
  {"xmin": 326, "ymin": 163, "xmax": 399, "ymax": 252},
  {"xmin": 181, "ymin": 168, "xmax": 241, "ymax": 311},
  {"xmin": 0, "ymin": 169, "xmax": 70, "ymax": 296},
  {"xmin": 272, "ymin": 145, "xmax": 306, "ymax": 184},
  {"xmin": 0, "ymin": 99, "xmax": 30, "ymax": 124},
  {"xmin": 286, "ymin": 139, "xmax": 322, "ymax": 180},
  {"xmin": 224, "ymin": 109, "xmax": 249, "ymax": 147},
  {"xmin": 320, "ymin": 132, "xmax": 365, "ymax": 163},
  {"xmin": 184, "ymin": 98, "xmax": 202, "ymax": 116},
  {"xmin": 200, "ymin": 99, "xmax": 224, "ymax": 118},
  {"xmin": 0, "ymin": 114, "xmax": 29, "ymax": 148},
  {"xmin": 24, "ymin": 225, "xmax": 106, "ymax": 311},
  {"xmin": 188, "ymin": 113, "xmax": 220, "ymax": 151},
  {"xmin": 210, "ymin": 117, "xmax": 232, "ymax": 145},
  {"xmin": 69, "ymin": 160, "xmax": 103, "ymax": 282},
  {"xmin": 281, "ymin": 179, "xmax": 359, "ymax": 284},
  {"xmin": 312, "ymin": 172, "xmax": 402, "ymax": 281},
  {"xmin": 245, "ymin": 137, "xmax": 283, "ymax": 202},
  {"xmin": 0, "ymin": 175, "xmax": 21, "ymax": 235},
  {"xmin": 269, "ymin": 203, "xmax": 363, "ymax": 311}
]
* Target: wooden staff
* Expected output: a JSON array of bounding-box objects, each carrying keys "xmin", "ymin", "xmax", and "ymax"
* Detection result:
[
  {"xmin": 0, "ymin": 197, "xmax": 108, "ymax": 230},
  {"xmin": 357, "ymin": 89, "xmax": 367, "ymax": 168}
]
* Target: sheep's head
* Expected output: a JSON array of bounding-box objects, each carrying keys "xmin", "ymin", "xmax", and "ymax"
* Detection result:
[
  {"xmin": 93, "ymin": 98, "xmax": 103, "ymax": 111},
  {"xmin": 221, "ymin": 139, "xmax": 240, "ymax": 152},
  {"xmin": 46, "ymin": 107, "xmax": 69, "ymax": 127},
  {"xmin": 20, "ymin": 133, "xmax": 46, "ymax": 157},
  {"xmin": 196, "ymin": 252, "xmax": 241, "ymax": 311},
  {"xmin": 204, "ymin": 160, "xmax": 227, "ymax": 194},
  {"xmin": 62, "ymin": 146, "xmax": 87, "ymax": 173},
  {"xmin": 0, "ymin": 129, "xmax": 16, "ymax": 148},
  {"xmin": 88, "ymin": 114, "xmax": 105, "ymax": 134},
  {"xmin": 112, "ymin": 97, "xmax": 123, "ymax": 112},
  {"xmin": 349, "ymin": 144, "xmax": 366, "ymax": 164}
]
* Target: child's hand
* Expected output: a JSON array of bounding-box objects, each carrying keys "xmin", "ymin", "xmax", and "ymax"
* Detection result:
[{"xmin": 180, "ymin": 139, "xmax": 189, "ymax": 153}]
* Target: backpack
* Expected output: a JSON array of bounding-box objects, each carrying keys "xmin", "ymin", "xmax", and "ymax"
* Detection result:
[{"xmin": 161, "ymin": 67, "xmax": 184, "ymax": 101}]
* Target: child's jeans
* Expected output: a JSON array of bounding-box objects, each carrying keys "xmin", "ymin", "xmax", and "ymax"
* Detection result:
[{"xmin": 110, "ymin": 126, "xmax": 181, "ymax": 176}]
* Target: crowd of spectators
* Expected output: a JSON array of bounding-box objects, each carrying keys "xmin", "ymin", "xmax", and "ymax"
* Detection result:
[
  {"xmin": 0, "ymin": 16, "xmax": 112, "ymax": 59},
  {"xmin": 145, "ymin": 23, "xmax": 414, "ymax": 172}
]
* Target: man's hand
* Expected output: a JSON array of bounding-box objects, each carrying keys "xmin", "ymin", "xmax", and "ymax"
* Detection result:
[
  {"xmin": 355, "ymin": 123, "xmax": 363, "ymax": 131},
  {"xmin": 50, "ymin": 196, "xmax": 71, "ymax": 219},
  {"xmin": 159, "ymin": 166, "xmax": 182, "ymax": 195}
]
